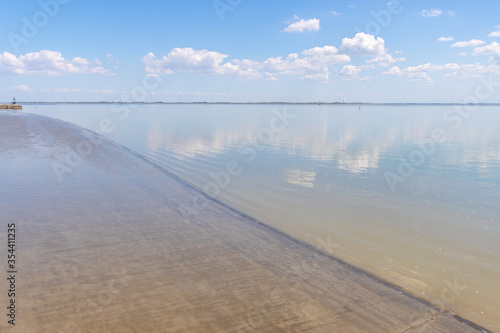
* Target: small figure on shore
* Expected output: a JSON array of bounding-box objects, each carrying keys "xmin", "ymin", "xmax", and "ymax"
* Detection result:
[{"xmin": 1, "ymin": 98, "xmax": 22, "ymax": 110}]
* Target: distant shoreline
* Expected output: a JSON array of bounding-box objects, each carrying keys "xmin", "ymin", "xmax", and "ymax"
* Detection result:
[{"xmin": 9, "ymin": 101, "xmax": 500, "ymax": 106}]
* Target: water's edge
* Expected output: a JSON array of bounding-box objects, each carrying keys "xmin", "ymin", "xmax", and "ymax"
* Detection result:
[{"xmin": 97, "ymin": 118, "xmax": 491, "ymax": 333}]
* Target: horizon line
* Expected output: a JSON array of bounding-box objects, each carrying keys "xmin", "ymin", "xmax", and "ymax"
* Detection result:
[{"xmin": 7, "ymin": 101, "xmax": 500, "ymax": 106}]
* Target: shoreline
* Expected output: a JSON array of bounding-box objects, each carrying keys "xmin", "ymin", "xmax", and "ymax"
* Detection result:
[
  {"xmin": 0, "ymin": 111, "xmax": 491, "ymax": 332},
  {"xmin": 130, "ymin": 147, "xmax": 493, "ymax": 333}
]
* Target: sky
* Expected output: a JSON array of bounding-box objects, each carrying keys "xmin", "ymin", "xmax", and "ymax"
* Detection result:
[{"xmin": 1, "ymin": 0, "xmax": 500, "ymax": 103}]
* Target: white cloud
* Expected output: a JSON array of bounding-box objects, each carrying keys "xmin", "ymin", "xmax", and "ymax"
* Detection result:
[
  {"xmin": 367, "ymin": 53, "xmax": 404, "ymax": 67},
  {"xmin": 339, "ymin": 32, "xmax": 403, "ymax": 66},
  {"xmin": 404, "ymin": 63, "xmax": 461, "ymax": 72},
  {"xmin": 264, "ymin": 72, "xmax": 278, "ymax": 81},
  {"xmin": 488, "ymin": 31, "xmax": 500, "ymax": 37},
  {"xmin": 339, "ymin": 65, "xmax": 371, "ymax": 81},
  {"xmin": 451, "ymin": 39, "xmax": 486, "ymax": 47},
  {"xmin": 302, "ymin": 45, "xmax": 339, "ymax": 56},
  {"xmin": 11, "ymin": 84, "xmax": 30, "ymax": 91},
  {"xmin": 72, "ymin": 57, "xmax": 89, "ymax": 65},
  {"xmin": 144, "ymin": 45, "xmax": 351, "ymax": 82},
  {"xmin": 143, "ymin": 48, "xmax": 225, "ymax": 74},
  {"xmin": 419, "ymin": 8, "xmax": 442, "ymax": 17},
  {"xmin": 472, "ymin": 42, "xmax": 500, "ymax": 63},
  {"xmin": 0, "ymin": 50, "xmax": 113, "ymax": 76},
  {"xmin": 383, "ymin": 65, "xmax": 432, "ymax": 82},
  {"xmin": 232, "ymin": 58, "xmax": 263, "ymax": 69},
  {"xmin": 263, "ymin": 53, "xmax": 329, "ymax": 81},
  {"xmin": 340, "ymin": 32, "xmax": 386, "ymax": 56},
  {"xmin": 261, "ymin": 46, "xmax": 350, "ymax": 81},
  {"xmin": 473, "ymin": 42, "xmax": 500, "ymax": 56},
  {"xmin": 332, "ymin": 11, "xmax": 341, "ymax": 16},
  {"xmin": 142, "ymin": 33, "xmax": 400, "ymax": 82},
  {"xmin": 142, "ymin": 48, "xmax": 261, "ymax": 79},
  {"xmin": 340, "ymin": 65, "xmax": 361, "ymax": 77},
  {"xmin": 383, "ymin": 62, "xmax": 500, "ymax": 82},
  {"xmin": 302, "ymin": 45, "xmax": 351, "ymax": 64},
  {"xmin": 447, "ymin": 10, "xmax": 456, "ymax": 16},
  {"xmin": 301, "ymin": 72, "xmax": 329, "ymax": 81},
  {"xmin": 283, "ymin": 18, "xmax": 320, "ymax": 33},
  {"xmin": 441, "ymin": 63, "xmax": 500, "ymax": 78},
  {"xmin": 438, "ymin": 37, "xmax": 454, "ymax": 42}
]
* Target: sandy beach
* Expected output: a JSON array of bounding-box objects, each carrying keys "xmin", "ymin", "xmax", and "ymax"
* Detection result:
[{"xmin": 0, "ymin": 111, "xmax": 489, "ymax": 332}]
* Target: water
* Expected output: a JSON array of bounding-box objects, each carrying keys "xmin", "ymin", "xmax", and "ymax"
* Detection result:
[{"xmin": 26, "ymin": 103, "xmax": 500, "ymax": 330}]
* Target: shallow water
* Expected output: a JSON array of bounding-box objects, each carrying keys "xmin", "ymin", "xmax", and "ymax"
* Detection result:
[{"xmin": 26, "ymin": 103, "xmax": 500, "ymax": 330}]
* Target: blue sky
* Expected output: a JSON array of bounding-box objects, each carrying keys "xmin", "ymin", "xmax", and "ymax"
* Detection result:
[{"xmin": 1, "ymin": 0, "xmax": 500, "ymax": 102}]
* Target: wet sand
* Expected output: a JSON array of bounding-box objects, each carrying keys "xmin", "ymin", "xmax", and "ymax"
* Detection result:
[{"xmin": 0, "ymin": 112, "xmax": 489, "ymax": 332}]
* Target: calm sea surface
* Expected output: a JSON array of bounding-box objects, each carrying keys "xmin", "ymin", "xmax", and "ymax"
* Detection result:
[{"xmin": 27, "ymin": 104, "xmax": 500, "ymax": 330}]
